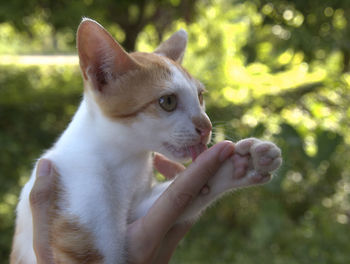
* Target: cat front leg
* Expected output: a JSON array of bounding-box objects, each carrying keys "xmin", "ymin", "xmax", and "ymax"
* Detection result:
[{"xmin": 177, "ymin": 138, "xmax": 282, "ymax": 222}]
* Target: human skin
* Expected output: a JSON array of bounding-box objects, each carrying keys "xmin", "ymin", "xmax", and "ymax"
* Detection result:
[{"xmin": 29, "ymin": 141, "xmax": 235, "ymax": 264}]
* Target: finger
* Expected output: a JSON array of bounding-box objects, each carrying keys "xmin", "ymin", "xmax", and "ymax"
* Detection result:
[
  {"xmin": 153, "ymin": 153, "xmax": 186, "ymax": 179},
  {"xmin": 153, "ymin": 223, "xmax": 192, "ymax": 264},
  {"xmin": 30, "ymin": 158, "xmax": 56, "ymax": 264},
  {"xmin": 142, "ymin": 141, "xmax": 235, "ymax": 245},
  {"xmin": 30, "ymin": 159, "xmax": 54, "ymax": 209}
]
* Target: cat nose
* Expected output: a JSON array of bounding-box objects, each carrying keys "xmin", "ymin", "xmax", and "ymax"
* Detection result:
[
  {"xmin": 195, "ymin": 126, "xmax": 211, "ymax": 138},
  {"xmin": 192, "ymin": 115, "xmax": 212, "ymax": 140}
]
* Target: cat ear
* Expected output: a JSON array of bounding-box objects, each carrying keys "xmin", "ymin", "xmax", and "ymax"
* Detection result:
[
  {"xmin": 77, "ymin": 18, "xmax": 139, "ymax": 92},
  {"xmin": 154, "ymin": 29, "xmax": 188, "ymax": 64}
]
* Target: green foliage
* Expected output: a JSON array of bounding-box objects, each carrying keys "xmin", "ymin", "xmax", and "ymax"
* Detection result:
[
  {"xmin": 1, "ymin": 0, "xmax": 350, "ymax": 263},
  {"xmin": 0, "ymin": 0, "xmax": 199, "ymax": 51},
  {"xmin": 250, "ymin": 0, "xmax": 350, "ymax": 71},
  {"xmin": 0, "ymin": 65, "xmax": 81, "ymax": 260}
]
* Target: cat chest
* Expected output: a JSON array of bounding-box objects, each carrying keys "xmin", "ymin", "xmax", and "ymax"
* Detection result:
[{"xmin": 57, "ymin": 163, "xmax": 151, "ymax": 263}]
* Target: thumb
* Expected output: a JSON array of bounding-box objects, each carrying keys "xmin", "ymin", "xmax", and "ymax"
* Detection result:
[
  {"xmin": 30, "ymin": 159, "xmax": 55, "ymax": 209},
  {"xmin": 141, "ymin": 141, "xmax": 235, "ymax": 242},
  {"xmin": 30, "ymin": 158, "xmax": 56, "ymax": 264}
]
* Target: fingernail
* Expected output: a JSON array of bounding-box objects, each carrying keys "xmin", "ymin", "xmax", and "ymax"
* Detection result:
[
  {"xmin": 37, "ymin": 159, "xmax": 51, "ymax": 178},
  {"xmin": 219, "ymin": 143, "xmax": 234, "ymax": 162}
]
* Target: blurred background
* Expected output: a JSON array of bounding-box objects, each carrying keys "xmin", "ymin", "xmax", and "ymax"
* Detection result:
[{"xmin": 0, "ymin": 0, "xmax": 349, "ymax": 263}]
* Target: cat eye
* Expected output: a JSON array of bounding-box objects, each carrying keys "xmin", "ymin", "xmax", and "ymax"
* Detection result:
[
  {"xmin": 159, "ymin": 94, "xmax": 177, "ymax": 112},
  {"xmin": 198, "ymin": 91, "xmax": 204, "ymax": 105}
]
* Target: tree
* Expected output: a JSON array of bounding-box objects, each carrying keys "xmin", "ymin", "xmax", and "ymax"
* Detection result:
[
  {"xmin": 243, "ymin": 0, "xmax": 350, "ymax": 72},
  {"xmin": 0, "ymin": 0, "xmax": 198, "ymax": 51}
]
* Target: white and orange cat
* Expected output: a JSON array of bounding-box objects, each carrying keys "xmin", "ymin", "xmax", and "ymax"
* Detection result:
[{"xmin": 11, "ymin": 18, "xmax": 282, "ymax": 264}]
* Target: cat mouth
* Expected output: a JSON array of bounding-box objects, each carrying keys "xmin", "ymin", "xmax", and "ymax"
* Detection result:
[{"xmin": 163, "ymin": 142, "xmax": 207, "ymax": 161}]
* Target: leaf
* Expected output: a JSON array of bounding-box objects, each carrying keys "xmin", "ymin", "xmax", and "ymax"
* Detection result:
[{"xmin": 313, "ymin": 129, "xmax": 343, "ymax": 167}]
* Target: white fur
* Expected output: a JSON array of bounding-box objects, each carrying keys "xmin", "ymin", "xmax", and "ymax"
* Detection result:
[{"xmin": 13, "ymin": 174, "xmax": 36, "ymax": 264}]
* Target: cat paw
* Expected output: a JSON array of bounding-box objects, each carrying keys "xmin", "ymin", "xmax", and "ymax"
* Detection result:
[
  {"xmin": 235, "ymin": 138, "xmax": 282, "ymax": 175},
  {"xmin": 231, "ymin": 153, "xmax": 250, "ymax": 179},
  {"xmin": 207, "ymin": 138, "xmax": 282, "ymax": 193},
  {"xmin": 228, "ymin": 153, "xmax": 270, "ymax": 187}
]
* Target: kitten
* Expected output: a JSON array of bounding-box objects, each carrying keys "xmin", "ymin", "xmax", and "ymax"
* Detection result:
[{"xmin": 10, "ymin": 18, "xmax": 282, "ymax": 264}]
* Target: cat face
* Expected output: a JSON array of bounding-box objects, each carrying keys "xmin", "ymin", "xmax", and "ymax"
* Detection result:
[
  {"xmin": 127, "ymin": 53, "xmax": 212, "ymax": 161},
  {"xmin": 77, "ymin": 18, "xmax": 212, "ymax": 161}
]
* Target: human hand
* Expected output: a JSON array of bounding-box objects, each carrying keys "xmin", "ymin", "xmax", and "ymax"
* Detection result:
[
  {"xmin": 126, "ymin": 141, "xmax": 235, "ymax": 264},
  {"xmin": 30, "ymin": 141, "xmax": 235, "ymax": 264}
]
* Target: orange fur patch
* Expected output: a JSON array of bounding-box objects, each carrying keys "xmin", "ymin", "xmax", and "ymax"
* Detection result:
[
  {"xmin": 48, "ymin": 175, "xmax": 104, "ymax": 263},
  {"xmin": 49, "ymin": 216, "xmax": 104, "ymax": 264},
  {"xmin": 10, "ymin": 174, "xmax": 103, "ymax": 264},
  {"xmin": 92, "ymin": 52, "xmax": 172, "ymax": 120},
  {"xmin": 165, "ymin": 57, "xmax": 206, "ymax": 93}
]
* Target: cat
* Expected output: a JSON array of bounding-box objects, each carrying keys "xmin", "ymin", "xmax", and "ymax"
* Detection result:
[{"xmin": 10, "ymin": 18, "xmax": 282, "ymax": 264}]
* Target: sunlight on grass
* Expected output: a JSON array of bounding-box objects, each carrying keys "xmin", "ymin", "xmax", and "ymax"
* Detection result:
[{"xmin": 0, "ymin": 55, "xmax": 78, "ymax": 65}]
